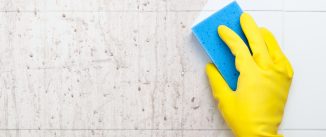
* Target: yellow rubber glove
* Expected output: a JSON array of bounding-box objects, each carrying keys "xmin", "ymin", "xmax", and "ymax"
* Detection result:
[{"xmin": 206, "ymin": 13, "xmax": 294, "ymax": 137}]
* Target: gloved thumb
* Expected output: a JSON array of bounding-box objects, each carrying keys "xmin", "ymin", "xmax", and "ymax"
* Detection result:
[{"xmin": 206, "ymin": 63, "xmax": 233, "ymax": 102}]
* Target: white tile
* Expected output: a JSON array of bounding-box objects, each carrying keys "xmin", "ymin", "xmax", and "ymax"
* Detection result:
[
  {"xmin": 198, "ymin": 0, "xmax": 283, "ymax": 11},
  {"xmin": 0, "ymin": 12, "xmax": 45, "ymax": 71},
  {"xmin": 281, "ymin": 12, "xmax": 326, "ymax": 129},
  {"xmin": 168, "ymin": 0, "xmax": 207, "ymax": 11},
  {"xmin": 183, "ymin": 130, "xmax": 233, "ymax": 137},
  {"xmin": 173, "ymin": 12, "xmax": 223, "ymax": 129},
  {"xmin": 37, "ymin": 0, "xmax": 167, "ymax": 11},
  {"xmin": 0, "ymin": 130, "xmax": 152, "ymax": 137},
  {"xmin": 239, "ymin": 0, "xmax": 283, "ymax": 10},
  {"xmin": 285, "ymin": 0, "xmax": 326, "ymax": 11},
  {"xmin": 193, "ymin": 0, "xmax": 287, "ymax": 26},
  {"xmin": 0, "ymin": 11, "xmax": 189, "ymax": 130},
  {"xmin": 0, "ymin": 69, "xmax": 44, "ymax": 129},
  {"xmin": 280, "ymin": 130, "xmax": 326, "ymax": 137},
  {"xmin": 169, "ymin": 0, "xmax": 283, "ymax": 11},
  {"xmin": 0, "ymin": 0, "xmax": 286, "ymax": 11},
  {"xmin": 246, "ymin": 11, "xmax": 284, "ymax": 46},
  {"xmin": 1, "ymin": 0, "xmax": 168, "ymax": 11}
]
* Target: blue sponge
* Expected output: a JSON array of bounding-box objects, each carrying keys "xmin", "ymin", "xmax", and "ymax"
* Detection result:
[{"xmin": 192, "ymin": 1, "xmax": 248, "ymax": 90}]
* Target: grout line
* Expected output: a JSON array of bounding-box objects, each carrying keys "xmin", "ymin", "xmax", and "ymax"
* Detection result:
[
  {"xmin": 1, "ymin": 10, "xmax": 326, "ymax": 13},
  {"xmin": 0, "ymin": 129, "xmax": 325, "ymax": 131},
  {"xmin": 247, "ymin": 10, "xmax": 326, "ymax": 12},
  {"xmin": 0, "ymin": 129, "xmax": 230, "ymax": 131}
]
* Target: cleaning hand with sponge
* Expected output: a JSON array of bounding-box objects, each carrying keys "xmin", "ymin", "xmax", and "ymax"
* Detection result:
[
  {"xmin": 206, "ymin": 13, "xmax": 293, "ymax": 137},
  {"xmin": 193, "ymin": 2, "xmax": 294, "ymax": 137}
]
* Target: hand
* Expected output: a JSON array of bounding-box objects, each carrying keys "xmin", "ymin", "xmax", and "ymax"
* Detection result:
[{"xmin": 206, "ymin": 13, "xmax": 294, "ymax": 137}]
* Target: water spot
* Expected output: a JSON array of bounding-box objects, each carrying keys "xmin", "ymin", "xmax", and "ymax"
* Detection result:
[
  {"xmin": 191, "ymin": 97, "xmax": 195, "ymax": 102},
  {"xmin": 142, "ymin": 2, "xmax": 149, "ymax": 6},
  {"xmin": 94, "ymin": 111, "xmax": 98, "ymax": 114},
  {"xmin": 192, "ymin": 106, "xmax": 200, "ymax": 110}
]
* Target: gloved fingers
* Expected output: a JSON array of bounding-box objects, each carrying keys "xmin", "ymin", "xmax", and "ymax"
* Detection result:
[
  {"xmin": 206, "ymin": 63, "xmax": 233, "ymax": 101},
  {"xmin": 259, "ymin": 27, "xmax": 285, "ymax": 63},
  {"xmin": 260, "ymin": 27, "xmax": 294, "ymax": 78},
  {"xmin": 218, "ymin": 25, "xmax": 255, "ymax": 72},
  {"xmin": 240, "ymin": 13, "xmax": 273, "ymax": 69}
]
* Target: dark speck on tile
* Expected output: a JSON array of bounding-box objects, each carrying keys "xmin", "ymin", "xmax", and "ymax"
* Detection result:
[
  {"xmin": 192, "ymin": 106, "xmax": 200, "ymax": 110},
  {"xmin": 191, "ymin": 97, "xmax": 195, "ymax": 102},
  {"xmin": 142, "ymin": 2, "xmax": 149, "ymax": 6}
]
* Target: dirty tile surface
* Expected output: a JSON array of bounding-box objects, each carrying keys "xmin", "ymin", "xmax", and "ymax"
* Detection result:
[{"xmin": 0, "ymin": 0, "xmax": 326, "ymax": 136}]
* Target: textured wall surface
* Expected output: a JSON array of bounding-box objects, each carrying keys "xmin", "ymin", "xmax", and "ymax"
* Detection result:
[{"xmin": 0, "ymin": 0, "xmax": 325, "ymax": 137}]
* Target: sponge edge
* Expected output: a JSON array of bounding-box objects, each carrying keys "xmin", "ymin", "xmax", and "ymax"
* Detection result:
[{"xmin": 192, "ymin": 1, "xmax": 248, "ymax": 90}]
